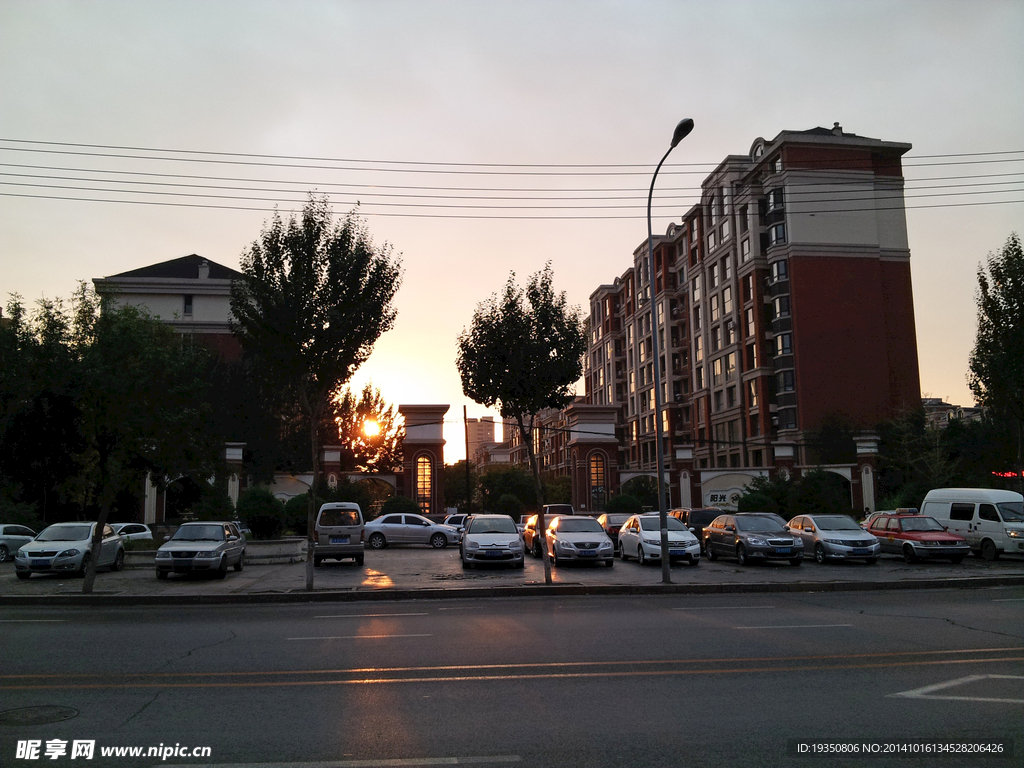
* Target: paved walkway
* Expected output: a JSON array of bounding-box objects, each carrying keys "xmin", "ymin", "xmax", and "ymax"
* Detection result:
[{"xmin": 4, "ymin": 547, "xmax": 1024, "ymax": 604}]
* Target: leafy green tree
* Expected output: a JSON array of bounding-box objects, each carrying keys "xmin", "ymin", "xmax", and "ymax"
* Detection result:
[
  {"xmin": 456, "ymin": 264, "xmax": 586, "ymax": 584},
  {"xmin": 787, "ymin": 469, "xmax": 853, "ymax": 518},
  {"xmin": 78, "ymin": 298, "xmax": 219, "ymax": 592},
  {"xmin": 329, "ymin": 383, "xmax": 404, "ymax": 473},
  {"xmin": 231, "ymin": 196, "xmax": 402, "ymax": 590},
  {"xmin": 736, "ymin": 473, "xmax": 794, "ymax": 517},
  {"xmin": 620, "ymin": 476, "xmax": 659, "ymax": 510},
  {"xmin": 444, "ymin": 461, "xmax": 477, "ymax": 514},
  {"xmin": 236, "ymin": 487, "xmax": 285, "ymax": 539},
  {"xmin": 494, "ymin": 493, "xmax": 525, "ymax": 518},
  {"xmin": 969, "ymin": 233, "xmax": 1024, "ymax": 493},
  {"xmin": 379, "ymin": 494, "xmax": 422, "ymax": 517},
  {"xmin": 604, "ymin": 494, "xmax": 642, "ymax": 516},
  {"xmin": 478, "ymin": 466, "xmax": 537, "ymax": 513},
  {"xmin": 542, "ymin": 474, "xmax": 572, "ymax": 505}
]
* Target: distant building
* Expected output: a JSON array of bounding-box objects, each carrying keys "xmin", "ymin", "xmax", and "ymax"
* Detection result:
[
  {"xmin": 922, "ymin": 397, "xmax": 984, "ymax": 428},
  {"xmin": 465, "ymin": 416, "xmax": 496, "ymax": 462}
]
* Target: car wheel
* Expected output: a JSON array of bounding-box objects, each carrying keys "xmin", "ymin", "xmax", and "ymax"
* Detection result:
[
  {"xmin": 430, "ymin": 533, "xmax": 448, "ymax": 549},
  {"xmin": 532, "ymin": 540, "xmax": 542, "ymax": 559},
  {"xmin": 0, "ymin": 544, "xmax": 8, "ymax": 562},
  {"xmin": 550, "ymin": 549, "xmax": 558, "ymax": 567},
  {"xmin": 234, "ymin": 553, "xmax": 244, "ymax": 572},
  {"xmin": 156, "ymin": 570, "xmax": 168, "ymax": 580},
  {"xmin": 689, "ymin": 555, "xmax": 700, "ymax": 567},
  {"xmin": 368, "ymin": 533, "xmax": 387, "ymax": 550},
  {"xmin": 77, "ymin": 552, "xmax": 91, "ymax": 577},
  {"xmin": 814, "ymin": 544, "xmax": 826, "ymax": 564},
  {"xmin": 215, "ymin": 558, "xmax": 228, "ymax": 579},
  {"xmin": 981, "ymin": 540, "xmax": 999, "ymax": 561},
  {"xmin": 16, "ymin": 571, "xmax": 31, "ymax": 580},
  {"xmin": 902, "ymin": 545, "xmax": 917, "ymax": 564},
  {"xmin": 111, "ymin": 549, "xmax": 125, "ymax": 572},
  {"xmin": 461, "ymin": 556, "xmax": 471, "ymax": 569},
  {"xmin": 637, "ymin": 545, "xmax": 647, "ymax": 566},
  {"xmin": 736, "ymin": 544, "xmax": 748, "ymax": 566},
  {"xmin": 515, "ymin": 557, "xmax": 525, "ymax": 569},
  {"xmin": 355, "ymin": 554, "xmax": 364, "ymax": 566},
  {"xmin": 706, "ymin": 543, "xmax": 717, "ymax": 561}
]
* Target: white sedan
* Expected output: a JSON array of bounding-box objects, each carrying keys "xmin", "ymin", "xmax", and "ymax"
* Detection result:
[
  {"xmin": 618, "ymin": 514, "xmax": 701, "ymax": 566},
  {"xmin": 460, "ymin": 514, "xmax": 524, "ymax": 569}
]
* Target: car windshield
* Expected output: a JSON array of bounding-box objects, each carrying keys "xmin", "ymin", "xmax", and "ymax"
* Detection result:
[
  {"xmin": 899, "ymin": 517, "xmax": 944, "ymax": 532},
  {"xmin": 603, "ymin": 514, "xmax": 630, "ymax": 525},
  {"xmin": 814, "ymin": 516, "xmax": 862, "ymax": 531},
  {"xmin": 639, "ymin": 517, "xmax": 687, "ymax": 531},
  {"xmin": 557, "ymin": 518, "xmax": 603, "ymax": 533},
  {"xmin": 37, "ymin": 524, "xmax": 92, "ymax": 541},
  {"xmin": 735, "ymin": 516, "xmax": 785, "ymax": 532},
  {"xmin": 469, "ymin": 518, "xmax": 517, "ymax": 534},
  {"xmin": 997, "ymin": 502, "xmax": 1024, "ymax": 522},
  {"xmin": 172, "ymin": 525, "xmax": 225, "ymax": 541}
]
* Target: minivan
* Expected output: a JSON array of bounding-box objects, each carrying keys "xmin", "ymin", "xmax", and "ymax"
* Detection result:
[
  {"xmin": 313, "ymin": 502, "xmax": 365, "ymax": 566},
  {"xmin": 920, "ymin": 488, "xmax": 1024, "ymax": 560}
]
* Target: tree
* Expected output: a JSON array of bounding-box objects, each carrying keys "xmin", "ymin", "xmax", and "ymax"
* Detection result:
[
  {"xmin": 969, "ymin": 233, "xmax": 1024, "ymax": 494},
  {"xmin": 456, "ymin": 264, "xmax": 586, "ymax": 584},
  {"xmin": 329, "ymin": 383, "xmax": 404, "ymax": 473},
  {"xmin": 444, "ymin": 461, "xmax": 477, "ymax": 513},
  {"xmin": 231, "ymin": 196, "xmax": 402, "ymax": 590},
  {"xmin": 78, "ymin": 298, "xmax": 218, "ymax": 592},
  {"xmin": 477, "ymin": 466, "xmax": 536, "ymax": 512}
]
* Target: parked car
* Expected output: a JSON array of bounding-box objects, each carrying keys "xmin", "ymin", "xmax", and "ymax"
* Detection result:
[
  {"xmin": 0, "ymin": 524, "xmax": 37, "ymax": 562},
  {"xmin": 618, "ymin": 513, "xmax": 701, "ymax": 566},
  {"xmin": 517, "ymin": 515, "xmax": 530, "ymax": 535},
  {"xmin": 443, "ymin": 513, "xmax": 470, "ymax": 542},
  {"xmin": 14, "ymin": 522, "xmax": 125, "ymax": 579},
  {"xmin": 363, "ymin": 513, "xmax": 457, "ymax": 549},
  {"xmin": 668, "ymin": 508, "xmax": 721, "ymax": 552},
  {"xmin": 595, "ymin": 513, "xmax": 630, "ymax": 545},
  {"xmin": 542, "ymin": 504, "xmax": 576, "ymax": 518},
  {"xmin": 522, "ymin": 514, "xmax": 544, "ymax": 558},
  {"xmin": 704, "ymin": 514, "xmax": 803, "ymax": 566},
  {"xmin": 545, "ymin": 515, "xmax": 614, "ymax": 567},
  {"xmin": 460, "ymin": 514, "xmax": 524, "ymax": 569},
  {"xmin": 865, "ymin": 512, "xmax": 970, "ymax": 563},
  {"xmin": 862, "ymin": 508, "xmax": 917, "ymax": 530},
  {"xmin": 313, "ymin": 502, "xmax": 364, "ymax": 566},
  {"xmin": 735, "ymin": 511, "xmax": 789, "ymax": 528},
  {"xmin": 786, "ymin": 514, "xmax": 880, "ymax": 564},
  {"xmin": 111, "ymin": 523, "xmax": 154, "ymax": 541},
  {"xmin": 920, "ymin": 488, "xmax": 1024, "ymax": 560},
  {"xmin": 155, "ymin": 521, "xmax": 246, "ymax": 579},
  {"xmin": 232, "ymin": 519, "xmax": 253, "ymax": 536}
]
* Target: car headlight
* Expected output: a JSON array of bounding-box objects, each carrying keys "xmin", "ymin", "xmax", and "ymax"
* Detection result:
[
  {"xmin": 1006, "ymin": 529, "xmax": 1022, "ymax": 538},
  {"xmin": 466, "ymin": 540, "xmax": 479, "ymax": 550},
  {"xmin": 747, "ymin": 537, "xmax": 767, "ymax": 546},
  {"xmin": 823, "ymin": 538, "xmax": 843, "ymax": 544},
  {"xmin": 509, "ymin": 540, "xmax": 522, "ymax": 551},
  {"xmin": 195, "ymin": 551, "xmax": 220, "ymax": 558},
  {"xmin": 599, "ymin": 540, "xmax": 612, "ymax": 549},
  {"xmin": 57, "ymin": 548, "xmax": 81, "ymax": 558},
  {"xmin": 556, "ymin": 540, "xmax": 573, "ymax": 550},
  {"xmin": 156, "ymin": 551, "xmax": 172, "ymax": 559},
  {"xmin": 642, "ymin": 537, "xmax": 659, "ymax": 546}
]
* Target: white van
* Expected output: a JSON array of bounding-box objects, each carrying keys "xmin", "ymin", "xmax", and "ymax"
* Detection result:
[
  {"xmin": 920, "ymin": 488, "xmax": 1024, "ymax": 560},
  {"xmin": 313, "ymin": 502, "xmax": 365, "ymax": 566}
]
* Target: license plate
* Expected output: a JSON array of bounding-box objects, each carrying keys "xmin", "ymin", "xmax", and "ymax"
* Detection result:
[
  {"xmin": 669, "ymin": 549, "xmax": 686, "ymax": 556},
  {"xmin": 852, "ymin": 548, "xmax": 870, "ymax": 555},
  {"xmin": 330, "ymin": 536, "xmax": 349, "ymax": 544},
  {"xmin": 579, "ymin": 550, "xmax": 596, "ymax": 557},
  {"xmin": 31, "ymin": 559, "xmax": 51, "ymax": 566},
  {"xmin": 774, "ymin": 547, "xmax": 791, "ymax": 554},
  {"xmin": 485, "ymin": 550, "xmax": 503, "ymax": 557}
]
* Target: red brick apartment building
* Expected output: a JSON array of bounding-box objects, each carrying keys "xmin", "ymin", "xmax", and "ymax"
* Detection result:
[{"xmin": 574, "ymin": 124, "xmax": 922, "ymax": 513}]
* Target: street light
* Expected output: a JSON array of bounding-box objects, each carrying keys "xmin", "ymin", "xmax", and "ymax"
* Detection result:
[{"xmin": 647, "ymin": 118, "xmax": 694, "ymax": 584}]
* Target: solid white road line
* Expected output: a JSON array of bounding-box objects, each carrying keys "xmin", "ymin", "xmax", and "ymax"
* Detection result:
[{"xmin": 891, "ymin": 674, "xmax": 1024, "ymax": 704}]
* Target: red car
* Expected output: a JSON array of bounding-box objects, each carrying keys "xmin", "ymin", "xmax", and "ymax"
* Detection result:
[{"xmin": 866, "ymin": 513, "xmax": 969, "ymax": 563}]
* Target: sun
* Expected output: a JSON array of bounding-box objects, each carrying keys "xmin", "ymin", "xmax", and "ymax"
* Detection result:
[{"xmin": 362, "ymin": 419, "xmax": 380, "ymax": 438}]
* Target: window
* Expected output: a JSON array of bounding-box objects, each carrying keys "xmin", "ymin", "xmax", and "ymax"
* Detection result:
[
  {"xmin": 710, "ymin": 294, "xmax": 720, "ymax": 322},
  {"xmin": 183, "ymin": 295, "xmax": 193, "ymax": 316},
  {"xmin": 692, "ymin": 275, "xmax": 702, "ymax": 302},
  {"xmin": 775, "ymin": 333, "xmax": 792, "ymax": 356},
  {"xmin": 721, "ymin": 219, "xmax": 731, "ymax": 240},
  {"xmin": 723, "ymin": 256, "xmax": 733, "ymax": 281},
  {"xmin": 743, "ymin": 275, "xmax": 753, "ymax": 303},
  {"xmin": 708, "ymin": 230, "xmax": 716, "ymax": 250},
  {"xmin": 590, "ymin": 454, "xmax": 607, "ymax": 512},
  {"xmin": 693, "ymin": 306, "xmax": 702, "ymax": 331},
  {"xmin": 726, "ymin": 386, "xmax": 736, "ymax": 408},
  {"xmin": 724, "ymin": 322, "xmax": 736, "ymax": 346},
  {"xmin": 745, "ymin": 308, "xmax": 755, "ymax": 338},
  {"xmin": 772, "ymin": 156, "xmax": 783, "ymax": 174},
  {"xmin": 712, "ymin": 357, "xmax": 723, "ymax": 385},
  {"xmin": 747, "ymin": 380, "xmax": 758, "ymax": 408},
  {"xmin": 777, "ymin": 369, "xmax": 795, "ymax": 392},
  {"xmin": 695, "ymin": 335, "xmax": 703, "ymax": 362},
  {"xmin": 741, "ymin": 238, "xmax": 751, "ymax": 262},
  {"xmin": 778, "ymin": 408, "xmax": 797, "ymax": 430},
  {"xmin": 723, "ymin": 286, "xmax": 733, "ymax": 315},
  {"xmin": 770, "ymin": 260, "xmax": 789, "ymax": 282},
  {"xmin": 709, "ymin": 194, "xmax": 717, "ymax": 224},
  {"xmin": 709, "ymin": 263, "xmax": 719, "ymax": 289},
  {"xmin": 773, "ymin": 295, "xmax": 790, "ymax": 319},
  {"xmin": 415, "ymin": 455, "xmax": 433, "ymax": 516},
  {"xmin": 711, "ymin": 326, "xmax": 721, "ymax": 352},
  {"xmin": 769, "ymin": 223, "xmax": 786, "ymax": 246},
  {"xmin": 713, "ymin": 390, "xmax": 723, "ymax": 412},
  {"xmin": 746, "ymin": 342, "xmax": 757, "ymax": 369},
  {"xmin": 695, "ymin": 366, "xmax": 704, "ymax": 389},
  {"xmin": 725, "ymin": 352, "xmax": 736, "ymax": 380},
  {"xmin": 767, "ymin": 187, "xmax": 784, "ymax": 211},
  {"xmin": 739, "ymin": 205, "xmax": 749, "ymax": 233}
]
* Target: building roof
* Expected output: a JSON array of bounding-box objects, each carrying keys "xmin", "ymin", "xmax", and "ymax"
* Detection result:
[{"xmin": 107, "ymin": 254, "xmax": 244, "ymax": 281}]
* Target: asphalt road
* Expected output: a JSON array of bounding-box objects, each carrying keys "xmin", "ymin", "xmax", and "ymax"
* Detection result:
[{"xmin": 2, "ymin": 588, "xmax": 1023, "ymax": 767}]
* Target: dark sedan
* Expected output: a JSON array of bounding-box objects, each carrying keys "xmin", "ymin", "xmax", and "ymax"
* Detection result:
[{"xmin": 704, "ymin": 514, "xmax": 804, "ymax": 566}]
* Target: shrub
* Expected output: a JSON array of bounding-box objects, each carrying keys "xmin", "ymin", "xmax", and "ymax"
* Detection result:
[
  {"xmin": 235, "ymin": 487, "xmax": 284, "ymax": 540},
  {"xmin": 379, "ymin": 495, "xmax": 422, "ymax": 517},
  {"xmin": 284, "ymin": 492, "xmax": 325, "ymax": 535},
  {"xmin": 604, "ymin": 494, "xmax": 642, "ymax": 516},
  {"xmin": 190, "ymin": 485, "xmax": 235, "ymax": 521},
  {"xmin": 494, "ymin": 493, "xmax": 524, "ymax": 518}
]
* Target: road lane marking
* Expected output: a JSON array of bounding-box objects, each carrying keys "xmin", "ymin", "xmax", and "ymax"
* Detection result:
[
  {"xmin": 288, "ymin": 634, "xmax": 433, "ymax": 640},
  {"xmin": 891, "ymin": 674, "xmax": 1024, "ymax": 704},
  {"xmin": 4, "ymin": 650, "xmax": 1022, "ymax": 690},
  {"xmin": 992, "ymin": 598, "xmax": 1024, "ymax": 601},
  {"xmin": 673, "ymin": 605, "xmax": 775, "ymax": 610},
  {"xmin": 0, "ymin": 620, "xmax": 66, "ymax": 623},
  {"xmin": 163, "ymin": 756, "xmax": 521, "ymax": 767},
  {"xmin": 734, "ymin": 624, "xmax": 854, "ymax": 629},
  {"xmin": 309, "ymin": 618, "xmax": 425, "ymax": 622}
]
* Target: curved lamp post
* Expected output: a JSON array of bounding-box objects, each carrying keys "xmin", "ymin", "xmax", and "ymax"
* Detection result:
[{"xmin": 646, "ymin": 118, "xmax": 694, "ymax": 584}]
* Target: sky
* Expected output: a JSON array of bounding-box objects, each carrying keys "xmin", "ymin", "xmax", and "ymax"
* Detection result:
[{"xmin": 1, "ymin": 0, "xmax": 1022, "ymax": 462}]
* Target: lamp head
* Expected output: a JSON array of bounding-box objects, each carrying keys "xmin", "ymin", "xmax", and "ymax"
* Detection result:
[{"xmin": 670, "ymin": 118, "xmax": 695, "ymax": 148}]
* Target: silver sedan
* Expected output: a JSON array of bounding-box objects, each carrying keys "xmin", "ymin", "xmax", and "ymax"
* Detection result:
[
  {"xmin": 14, "ymin": 522, "xmax": 125, "ymax": 578},
  {"xmin": 787, "ymin": 514, "xmax": 881, "ymax": 564}
]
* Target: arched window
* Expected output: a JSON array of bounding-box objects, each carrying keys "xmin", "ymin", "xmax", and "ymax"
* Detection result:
[
  {"xmin": 589, "ymin": 453, "xmax": 607, "ymax": 512},
  {"xmin": 415, "ymin": 454, "xmax": 433, "ymax": 516}
]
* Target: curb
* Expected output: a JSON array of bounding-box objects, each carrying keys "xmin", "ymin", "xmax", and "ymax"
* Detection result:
[{"xmin": 3, "ymin": 575, "xmax": 1023, "ymax": 607}]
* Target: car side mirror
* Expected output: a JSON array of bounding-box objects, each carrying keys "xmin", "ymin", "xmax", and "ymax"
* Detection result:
[
  {"xmin": 688, "ymin": 526, "xmax": 696, "ymax": 532},
  {"xmin": 725, "ymin": 525, "xmax": 735, "ymax": 532},
  {"xmin": 163, "ymin": 535, "xmax": 170, "ymax": 541}
]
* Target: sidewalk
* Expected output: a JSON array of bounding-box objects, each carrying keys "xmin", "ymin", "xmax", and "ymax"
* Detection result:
[{"xmin": 3, "ymin": 547, "xmax": 1024, "ymax": 604}]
